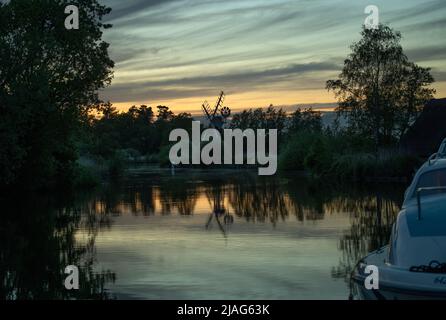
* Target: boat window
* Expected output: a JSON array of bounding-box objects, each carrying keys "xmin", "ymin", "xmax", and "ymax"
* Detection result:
[{"xmin": 413, "ymin": 169, "xmax": 446, "ymax": 197}]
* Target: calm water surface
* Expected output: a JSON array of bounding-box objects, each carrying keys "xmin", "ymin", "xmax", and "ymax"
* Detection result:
[{"xmin": 0, "ymin": 166, "xmax": 405, "ymax": 300}]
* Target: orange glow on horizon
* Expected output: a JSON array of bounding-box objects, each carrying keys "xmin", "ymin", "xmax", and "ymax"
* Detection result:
[
  {"xmin": 110, "ymin": 89, "xmax": 337, "ymax": 114},
  {"xmin": 108, "ymin": 82, "xmax": 446, "ymax": 115}
]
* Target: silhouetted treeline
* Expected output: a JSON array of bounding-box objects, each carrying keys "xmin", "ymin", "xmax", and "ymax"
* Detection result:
[
  {"xmin": 84, "ymin": 103, "xmax": 193, "ymax": 161},
  {"xmin": 81, "ymin": 104, "xmax": 323, "ymax": 170},
  {"xmin": 230, "ymin": 105, "xmax": 322, "ymax": 145}
]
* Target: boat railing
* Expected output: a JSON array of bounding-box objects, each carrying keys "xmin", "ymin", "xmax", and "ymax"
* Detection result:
[
  {"xmin": 416, "ymin": 186, "xmax": 446, "ymax": 220},
  {"xmin": 428, "ymin": 153, "xmax": 438, "ymax": 166},
  {"xmin": 428, "ymin": 138, "xmax": 446, "ymax": 166},
  {"xmin": 427, "ymin": 152, "xmax": 446, "ymax": 166},
  {"xmin": 438, "ymin": 138, "xmax": 446, "ymax": 154}
]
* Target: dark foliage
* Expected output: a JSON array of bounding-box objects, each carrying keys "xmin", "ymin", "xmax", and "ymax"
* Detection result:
[{"xmin": 0, "ymin": 0, "xmax": 114, "ymax": 188}]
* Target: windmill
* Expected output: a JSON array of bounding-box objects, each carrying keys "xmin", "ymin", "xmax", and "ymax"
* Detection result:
[{"xmin": 202, "ymin": 91, "xmax": 231, "ymax": 129}]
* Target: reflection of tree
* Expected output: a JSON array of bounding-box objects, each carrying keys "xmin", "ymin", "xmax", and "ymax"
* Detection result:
[
  {"xmin": 79, "ymin": 175, "xmax": 199, "ymax": 217},
  {"xmin": 228, "ymin": 177, "xmax": 289, "ymax": 225},
  {"xmin": 222, "ymin": 172, "xmax": 403, "ymax": 285},
  {"xmin": 88, "ymin": 181, "xmax": 158, "ymax": 217},
  {"xmin": 0, "ymin": 191, "xmax": 116, "ymax": 300},
  {"xmin": 284, "ymin": 179, "xmax": 330, "ymax": 221},
  {"xmin": 330, "ymin": 185, "xmax": 403, "ymax": 283},
  {"xmin": 158, "ymin": 177, "xmax": 198, "ymax": 215},
  {"xmin": 225, "ymin": 174, "xmax": 358, "ymax": 224}
]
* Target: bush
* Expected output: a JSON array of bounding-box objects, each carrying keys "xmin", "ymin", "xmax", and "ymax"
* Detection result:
[
  {"xmin": 372, "ymin": 151, "xmax": 421, "ymax": 178},
  {"xmin": 279, "ymin": 131, "xmax": 325, "ymax": 171},
  {"xmin": 303, "ymin": 134, "xmax": 333, "ymax": 176},
  {"xmin": 329, "ymin": 151, "xmax": 421, "ymax": 180},
  {"xmin": 158, "ymin": 145, "xmax": 172, "ymax": 167},
  {"xmin": 146, "ymin": 153, "xmax": 160, "ymax": 164},
  {"xmin": 279, "ymin": 129, "xmax": 421, "ymax": 180},
  {"xmin": 107, "ymin": 151, "xmax": 127, "ymax": 178},
  {"xmin": 329, "ymin": 153, "xmax": 376, "ymax": 180},
  {"xmin": 74, "ymin": 165, "xmax": 100, "ymax": 187}
]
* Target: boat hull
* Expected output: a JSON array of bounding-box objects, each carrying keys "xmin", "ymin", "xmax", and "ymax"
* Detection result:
[{"xmin": 352, "ymin": 246, "xmax": 446, "ymax": 300}]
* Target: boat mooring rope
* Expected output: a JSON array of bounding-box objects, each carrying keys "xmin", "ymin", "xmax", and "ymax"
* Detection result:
[{"xmin": 410, "ymin": 260, "xmax": 446, "ymax": 274}]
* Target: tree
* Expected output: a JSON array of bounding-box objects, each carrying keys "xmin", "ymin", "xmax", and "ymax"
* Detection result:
[
  {"xmin": 326, "ymin": 24, "xmax": 435, "ymax": 147},
  {"xmin": 288, "ymin": 108, "xmax": 322, "ymax": 134},
  {"xmin": 90, "ymin": 104, "xmax": 193, "ymax": 159},
  {"xmin": 230, "ymin": 106, "xmax": 287, "ymax": 134},
  {"xmin": 0, "ymin": 0, "xmax": 114, "ymax": 187},
  {"xmin": 156, "ymin": 105, "xmax": 174, "ymax": 122}
]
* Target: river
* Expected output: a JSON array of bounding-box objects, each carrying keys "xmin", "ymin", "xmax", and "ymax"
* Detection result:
[{"xmin": 0, "ymin": 166, "xmax": 406, "ymax": 300}]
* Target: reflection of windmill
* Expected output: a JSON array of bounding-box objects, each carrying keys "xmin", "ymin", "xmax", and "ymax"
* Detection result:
[
  {"xmin": 205, "ymin": 184, "xmax": 234, "ymax": 237},
  {"xmin": 202, "ymin": 91, "xmax": 231, "ymax": 129}
]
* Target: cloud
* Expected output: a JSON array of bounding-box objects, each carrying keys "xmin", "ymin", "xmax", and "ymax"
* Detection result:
[
  {"xmin": 99, "ymin": 0, "xmax": 446, "ymax": 107},
  {"xmin": 387, "ymin": 0, "xmax": 445, "ymax": 23},
  {"xmin": 104, "ymin": 61, "xmax": 340, "ymax": 102},
  {"xmin": 432, "ymin": 70, "xmax": 446, "ymax": 82},
  {"xmin": 104, "ymin": 0, "xmax": 181, "ymax": 21},
  {"xmin": 401, "ymin": 17, "xmax": 446, "ymax": 33},
  {"xmin": 406, "ymin": 45, "xmax": 446, "ymax": 63}
]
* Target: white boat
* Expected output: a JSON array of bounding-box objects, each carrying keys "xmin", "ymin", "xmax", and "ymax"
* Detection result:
[{"xmin": 352, "ymin": 140, "xmax": 446, "ymax": 300}]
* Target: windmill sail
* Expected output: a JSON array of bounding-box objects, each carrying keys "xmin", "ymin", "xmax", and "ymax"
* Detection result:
[
  {"xmin": 202, "ymin": 101, "xmax": 213, "ymax": 118},
  {"xmin": 201, "ymin": 91, "xmax": 230, "ymax": 129},
  {"xmin": 212, "ymin": 91, "xmax": 225, "ymax": 117}
]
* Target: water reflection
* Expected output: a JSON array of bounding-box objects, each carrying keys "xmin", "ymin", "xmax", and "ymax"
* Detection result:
[
  {"xmin": 205, "ymin": 178, "xmax": 234, "ymax": 237},
  {"xmin": 0, "ymin": 167, "xmax": 405, "ymax": 299},
  {"xmin": 0, "ymin": 191, "xmax": 116, "ymax": 300},
  {"xmin": 331, "ymin": 189, "xmax": 402, "ymax": 287}
]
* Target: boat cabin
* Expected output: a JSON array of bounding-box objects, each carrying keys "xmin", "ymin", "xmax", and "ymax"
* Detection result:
[{"xmin": 390, "ymin": 157, "xmax": 446, "ymax": 269}]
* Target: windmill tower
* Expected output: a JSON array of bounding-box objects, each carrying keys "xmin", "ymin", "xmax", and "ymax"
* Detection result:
[{"xmin": 202, "ymin": 91, "xmax": 231, "ymax": 129}]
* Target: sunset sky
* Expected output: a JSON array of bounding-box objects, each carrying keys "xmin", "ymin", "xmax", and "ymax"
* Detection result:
[{"xmin": 101, "ymin": 0, "xmax": 446, "ymax": 114}]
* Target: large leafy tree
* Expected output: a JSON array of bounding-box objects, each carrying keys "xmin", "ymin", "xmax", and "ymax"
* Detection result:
[
  {"xmin": 0, "ymin": 0, "xmax": 114, "ymax": 187},
  {"xmin": 326, "ymin": 24, "xmax": 435, "ymax": 147}
]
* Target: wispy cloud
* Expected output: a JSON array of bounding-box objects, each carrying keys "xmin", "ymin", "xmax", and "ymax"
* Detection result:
[
  {"xmin": 101, "ymin": 0, "xmax": 446, "ymax": 109},
  {"xmin": 104, "ymin": 61, "xmax": 340, "ymax": 102}
]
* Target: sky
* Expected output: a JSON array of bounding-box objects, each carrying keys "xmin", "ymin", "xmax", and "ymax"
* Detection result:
[{"xmin": 100, "ymin": 0, "xmax": 446, "ymax": 114}]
